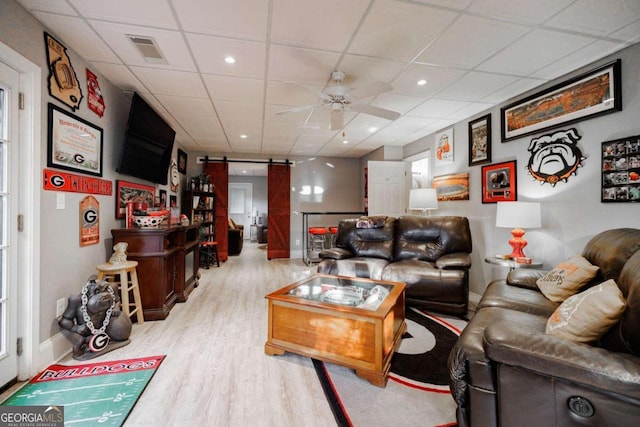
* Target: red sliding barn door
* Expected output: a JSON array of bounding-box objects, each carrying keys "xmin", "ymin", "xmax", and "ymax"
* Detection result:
[
  {"xmin": 204, "ymin": 162, "xmax": 229, "ymax": 261},
  {"xmin": 267, "ymin": 164, "xmax": 290, "ymax": 259}
]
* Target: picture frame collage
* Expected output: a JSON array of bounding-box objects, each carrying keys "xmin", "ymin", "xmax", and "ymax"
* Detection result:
[{"xmin": 602, "ymin": 135, "xmax": 640, "ymax": 202}]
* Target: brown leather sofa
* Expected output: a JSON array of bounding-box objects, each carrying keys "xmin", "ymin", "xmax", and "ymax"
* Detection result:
[
  {"xmin": 228, "ymin": 219, "xmax": 243, "ymax": 256},
  {"xmin": 448, "ymin": 228, "xmax": 640, "ymax": 427},
  {"xmin": 317, "ymin": 215, "xmax": 473, "ymax": 316}
]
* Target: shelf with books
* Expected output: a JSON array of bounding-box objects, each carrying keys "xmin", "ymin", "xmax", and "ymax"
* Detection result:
[{"xmin": 182, "ymin": 190, "xmax": 216, "ymax": 241}]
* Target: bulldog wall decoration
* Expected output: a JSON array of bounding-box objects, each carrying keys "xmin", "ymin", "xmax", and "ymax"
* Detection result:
[{"xmin": 527, "ymin": 128, "xmax": 586, "ymax": 186}]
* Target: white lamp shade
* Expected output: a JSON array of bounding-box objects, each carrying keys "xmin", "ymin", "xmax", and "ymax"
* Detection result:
[
  {"xmin": 496, "ymin": 201, "xmax": 541, "ymax": 229},
  {"xmin": 409, "ymin": 188, "xmax": 439, "ymax": 210}
]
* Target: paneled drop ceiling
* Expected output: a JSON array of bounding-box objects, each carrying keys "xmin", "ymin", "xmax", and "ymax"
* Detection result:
[{"xmin": 17, "ymin": 0, "xmax": 640, "ymax": 166}]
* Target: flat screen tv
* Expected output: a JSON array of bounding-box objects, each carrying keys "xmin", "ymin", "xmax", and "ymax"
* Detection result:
[{"xmin": 118, "ymin": 92, "xmax": 175, "ymax": 185}]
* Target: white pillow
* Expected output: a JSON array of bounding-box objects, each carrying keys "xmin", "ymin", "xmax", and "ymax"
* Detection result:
[{"xmin": 537, "ymin": 255, "xmax": 599, "ymax": 302}]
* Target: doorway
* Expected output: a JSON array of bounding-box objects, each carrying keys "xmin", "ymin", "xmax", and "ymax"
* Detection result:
[{"xmin": 228, "ymin": 183, "xmax": 252, "ymax": 236}]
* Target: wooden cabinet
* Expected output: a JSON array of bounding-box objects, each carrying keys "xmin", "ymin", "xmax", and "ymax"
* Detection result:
[
  {"xmin": 111, "ymin": 225, "xmax": 200, "ymax": 321},
  {"xmin": 182, "ymin": 190, "xmax": 216, "ymax": 243}
]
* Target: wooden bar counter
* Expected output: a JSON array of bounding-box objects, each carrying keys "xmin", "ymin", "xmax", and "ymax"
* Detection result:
[{"xmin": 111, "ymin": 224, "xmax": 200, "ymax": 320}]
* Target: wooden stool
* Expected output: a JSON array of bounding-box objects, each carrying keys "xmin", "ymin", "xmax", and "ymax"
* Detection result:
[
  {"xmin": 96, "ymin": 260, "xmax": 144, "ymax": 324},
  {"xmin": 200, "ymin": 241, "xmax": 220, "ymax": 268}
]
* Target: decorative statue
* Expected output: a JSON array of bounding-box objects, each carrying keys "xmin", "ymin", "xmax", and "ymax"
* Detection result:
[
  {"xmin": 58, "ymin": 276, "xmax": 132, "ymax": 360},
  {"xmin": 109, "ymin": 242, "xmax": 128, "ymax": 265}
]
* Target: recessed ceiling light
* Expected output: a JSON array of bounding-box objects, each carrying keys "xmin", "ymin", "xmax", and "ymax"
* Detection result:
[
  {"xmin": 368, "ymin": 127, "xmax": 378, "ymax": 133},
  {"xmin": 417, "ymin": 79, "xmax": 427, "ymax": 86},
  {"xmin": 224, "ymin": 56, "xmax": 236, "ymax": 64},
  {"xmin": 240, "ymin": 134, "xmax": 247, "ymax": 139},
  {"xmin": 342, "ymin": 140, "xmax": 349, "ymax": 144},
  {"xmin": 242, "ymin": 170, "xmax": 247, "ymax": 174}
]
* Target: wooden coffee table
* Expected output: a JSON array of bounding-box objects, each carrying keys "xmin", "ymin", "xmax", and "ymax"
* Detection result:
[{"xmin": 264, "ymin": 274, "xmax": 406, "ymax": 387}]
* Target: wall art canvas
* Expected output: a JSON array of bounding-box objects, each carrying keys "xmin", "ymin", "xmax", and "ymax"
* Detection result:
[
  {"xmin": 468, "ymin": 114, "xmax": 491, "ymax": 166},
  {"xmin": 435, "ymin": 128, "xmax": 454, "ymax": 166},
  {"xmin": 432, "ymin": 172, "xmax": 469, "ymax": 201},
  {"xmin": 44, "ymin": 32, "xmax": 83, "ymax": 110}
]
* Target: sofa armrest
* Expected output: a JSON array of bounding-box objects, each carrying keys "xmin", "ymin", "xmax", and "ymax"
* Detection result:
[
  {"xmin": 506, "ymin": 268, "xmax": 547, "ymax": 290},
  {"xmin": 434, "ymin": 252, "xmax": 471, "ymax": 269},
  {"xmin": 319, "ymin": 247, "xmax": 354, "ymax": 260},
  {"xmin": 484, "ymin": 322, "xmax": 640, "ymax": 399}
]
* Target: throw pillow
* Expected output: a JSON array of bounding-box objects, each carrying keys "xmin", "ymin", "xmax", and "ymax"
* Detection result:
[
  {"xmin": 536, "ymin": 255, "xmax": 599, "ymax": 302},
  {"xmin": 546, "ymin": 279, "xmax": 626, "ymax": 343}
]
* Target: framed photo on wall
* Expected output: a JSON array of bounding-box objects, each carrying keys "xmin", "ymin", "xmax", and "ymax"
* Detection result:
[
  {"xmin": 501, "ymin": 59, "xmax": 622, "ymax": 142},
  {"xmin": 468, "ymin": 114, "xmax": 491, "ymax": 166},
  {"xmin": 432, "ymin": 172, "xmax": 470, "ymax": 201},
  {"xmin": 177, "ymin": 149, "xmax": 187, "ymax": 174},
  {"xmin": 47, "ymin": 103, "xmax": 103, "ymax": 176},
  {"xmin": 481, "ymin": 160, "xmax": 517, "ymax": 203},
  {"xmin": 115, "ymin": 180, "xmax": 155, "ymax": 218},
  {"xmin": 601, "ymin": 135, "xmax": 640, "ymax": 202}
]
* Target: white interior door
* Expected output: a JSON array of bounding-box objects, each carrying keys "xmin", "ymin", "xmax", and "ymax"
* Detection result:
[
  {"xmin": 367, "ymin": 161, "xmax": 409, "ymax": 217},
  {"xmin": 228, "ymin": 183, "xmax": 252, "ymax": 237},
  {"xmin": 0, "ymin": 60, "xmax": 19, "ymax": 388}
]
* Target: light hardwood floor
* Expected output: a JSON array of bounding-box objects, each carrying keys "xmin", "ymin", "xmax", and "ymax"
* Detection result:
[{"xmin": 3, "ymin": 242, "xmax": 337, "ymax": 426}]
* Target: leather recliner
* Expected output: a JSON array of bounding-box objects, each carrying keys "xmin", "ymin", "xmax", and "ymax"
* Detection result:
[
  {"xmin": 448, "ymin": 228, "xmax": 640, "ymax": 427},
  {"xmin": 317, "ymin": 215, "xmax": 472, "ymax": 316}
]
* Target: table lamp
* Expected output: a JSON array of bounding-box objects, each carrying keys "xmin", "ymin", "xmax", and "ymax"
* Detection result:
[
  {"xmin": 495, "ymin": 201, "xmax": 541, "ymax": 259},
  {"xmin": 409, "ymin": 188, "xmax": 438, "ymax": 216}
]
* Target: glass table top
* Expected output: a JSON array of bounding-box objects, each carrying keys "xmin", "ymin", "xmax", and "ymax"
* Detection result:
[{"xmin": 285, "ymin": 275, "xmax": 393, "ymax": 311}]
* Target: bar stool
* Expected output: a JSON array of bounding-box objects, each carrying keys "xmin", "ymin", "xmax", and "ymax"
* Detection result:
[
  {"xmin": 200, "ymin": 240, "xmax": 220, "ymax": 268},
  {"xmin": 96, "ymin": 260, "xmax": 144, "ymax": 324},
  {"xmin": 329, "ymin": 226, "xmax": 339, "ymax": 248},
  {"xmin": 308, "ymin": 227, "xmax": 328, "ymax": 263}
]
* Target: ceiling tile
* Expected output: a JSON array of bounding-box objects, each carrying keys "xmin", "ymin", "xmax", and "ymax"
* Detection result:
[
  {"xmin": 393, "ymin": 64, "xmax": 468, "ymax": 97},
  {"xmin": 155, "ymin": 95, "xmax": 216, "ymax": 117},
  {"xmin": 336, "ymin": 55, "xmax": 407, "ymax": 87},
  {"xmin": 271, "ymin": 0, "xmax": 370, "ymax": 51},
  {"xmin": 268, "ymin": 45, "xmax": 341, "ymax": 84},
  {"xmin": 33, "ymin": 12, "xmax": 119, "ymax": 63},
  {"xmin": 348, "ymin": 1, "xmax": 458, "ymax": 61},
  {"xmin": 467, "ymin": 0, "xmax": 574, "ymax": 25},
  {"xmin": 476, "ymin": 29, "xmax": 596, "ymax": 76},
  {"xmin": 412, "ymin": 0, "xmax": 472, "ymax": 9},
  {"xmin": 529, "ymin": 40, "xmax": 630, "ymax": 80},
  {"xmin": 214, "ymin": 100, "xmax": 263, "ymax": 126},
  {"xmin": 436, "ymin": 71, "xmax": 519, "ymax": 101},
  {"xmin": 204, "ymin": 75, "xmax": 264, "ymax": 103},
  {"xmin": 69, "ymin": 0, "xmax": 178, "ymax": 29},
  {"xmin": 265, "ymin": 81, "xmax": 323, "ymax": 107},
  {"xmin": 481, "ymin": 77, "xmax": 547, "ymax": 104},
  {"xmin": 609, "ymin": 19, "xmax": 640, "ymax": 43},
  {"xmin": 175, "ymin": 0, "xmax": 269, "ymax": 40},
  {"xmin": 91, "ymin": 21, "xmax": 197, "ymax": 71},
  {"xmin": 371, "ymin": 93, "xmax": 425, "ymax": 114},
  {"xmin": 449, "ymin": 102, "xmax": 495, "ymax": 120},
  {"xmin": 175, "ymin": 115, "xmax": 225, "ymax": 139},
  {"xmin": 187, "ymin": 34, "xmax": 266, "ymax": 78},
  {"xmin": 545, "ymin": 0, "xmax": 640, "ymax": 37},
  {"xmin": 130, "ymin": 67, "xmax": 206, "ymax": 97},
  {"xmin": 407, "ymin": 99, "xmax": 471, "ymax": 118},
  {"xmin": 17, "ymin": 0, "xmax": 76, "ymax": 14},
  {"xmin": 417, "ymin": 15, "xmax": 530, "ymax": 68}
]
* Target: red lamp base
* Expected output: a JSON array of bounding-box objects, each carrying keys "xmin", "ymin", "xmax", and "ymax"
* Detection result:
[{"xmin": 507, "ymin": 228, "xmax": 528, "ymax": 259}]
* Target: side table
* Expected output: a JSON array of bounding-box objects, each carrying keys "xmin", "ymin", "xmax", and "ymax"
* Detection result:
[{"xmin": 484, "ymin": 257, "xmax": 542, "ymax": 271}]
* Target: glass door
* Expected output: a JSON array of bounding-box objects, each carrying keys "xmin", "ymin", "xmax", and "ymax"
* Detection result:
[{"xmin": 0, "ymin": 60, "xmax": 19, "ymax": 388}]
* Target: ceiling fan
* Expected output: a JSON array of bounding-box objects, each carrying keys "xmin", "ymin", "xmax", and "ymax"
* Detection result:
[{"xmin": 276, "ymin": 70, "xmax": 401, "ymax": 131}]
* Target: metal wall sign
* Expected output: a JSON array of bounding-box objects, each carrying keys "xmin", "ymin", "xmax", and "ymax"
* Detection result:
[
  {"xmin": 80, "ymin": 196, "xmax": 99, "ymax": 247},
  {"xmin": 43, "ymin": 168, "xmax": 112, "ymax": 195}
]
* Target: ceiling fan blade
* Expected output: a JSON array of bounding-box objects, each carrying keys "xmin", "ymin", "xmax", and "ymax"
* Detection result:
[
  {"xmin": 348, "ymin": 81, "xmax": 393, "ymax": 101},
  {"xmin": 330, "ymin": 109, "xmax": 344, "ymax": 131},
  {"xmin": 349, "ymin": 104, "xmax": 401, "ymax": 121},
  {"xmin": 275, "ymin": 104, "xmax": 319, "ymax": 115}
]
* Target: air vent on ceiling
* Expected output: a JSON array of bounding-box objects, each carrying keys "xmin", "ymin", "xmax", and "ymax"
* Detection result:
[{"xmin": 127, "ymin": 35, "xmax": 167, "ymax": 64}]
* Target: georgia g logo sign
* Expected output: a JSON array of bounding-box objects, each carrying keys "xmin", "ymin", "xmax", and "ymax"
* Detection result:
[
  {"xmin": 48, "ymin": 173, "xmax": 66, "ymax": 189},
  {"xmin": 83, "ymin": 208, "xmax": 98, "ymax": 226}
]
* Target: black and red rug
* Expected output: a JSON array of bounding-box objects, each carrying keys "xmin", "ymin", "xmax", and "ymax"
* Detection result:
[{"xmin": 313, "ymin": 308, "xmax": 465, "ymax": 427}]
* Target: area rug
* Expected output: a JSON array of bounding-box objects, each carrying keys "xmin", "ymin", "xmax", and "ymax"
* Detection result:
[
  {"xmin": 1, "ymin": 355, "xmax": 165, "ymax": 426},
  {"xmin": 314, "ymin": 309, "xmax": 466, "ymax": 427}
]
